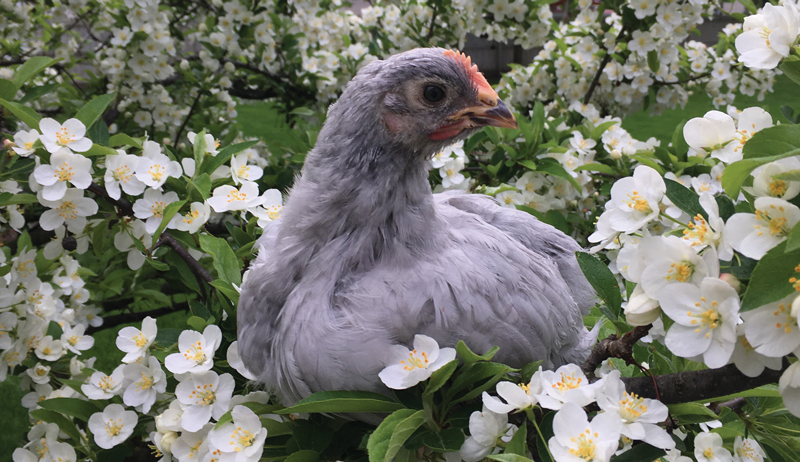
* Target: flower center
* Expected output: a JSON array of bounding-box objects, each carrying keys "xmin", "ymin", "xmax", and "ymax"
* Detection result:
[
  {"xmin": 568, "ymin": 428, "xmax": 598, "ymax": 461},
  {"xmin": 552, "ymin": 372, "xmax": 583, "ymax": 393},
  {"xmin": 400, "ymin": 349, "xmax": 429, "ymax": 371},
  {"xmin": 772, "ymin": 303, "xmax": 796, "ymax": 334},
  {"xmin": 183, "ymin": 209, "xmax": 200, "ymax": 224},
  {"xmin": 54, "ymin": 162, "xmax": 74, "ymax": 182},
  {"xmin": 687, "ymin": 297, "xmax": 722, "ymax": 338},
  {"xmin": 665, "ymin": 261, "xmax": 694, "ymax": 283},
  {"xmin": 56, "ymin": 127, "xmax": 75, "ymax": 145},
  {"xmin": 755, "ymin": 206, "xmax": 790, "ymax": 237},
  {"xmin": 683, "ymin": 214, "xmax": 710, "ymax": 245},
  {"xmin": 99, "ymin": 375, "xmax": 117, "ymax": 390},
  {"xmin": 113, "ymin": 165, "xmax": 133, "ymax": 183},
  {"xmin": 769, "ymin": 179, "xmax": 788, "ymax": 197},
  {"xmin": 57, "ymin": 201, "xmax": 78, "ymax": 220},
  {"xmin": 68, "ymin": 335, "xmax": 80, "ymax": 346},
  {"xmin": 266, "ymin": 205, "xmax": 281, "ymax": 220},
  {"xmin": 133, "ymin": 332, "xmax": 149, "ymax": 348},
  {"xmin": 227, "ymin": 190, "xmax": 247, "ymax": 202},
  {"xmin": 190, "ymin": 383, "xmax": 217, "ymax": 406},
  {"xmin": 184, "ymin": 341, "xmax": 207, "ymax": 364},
  {"xmin": 623, "ymin": 190, "xmax": 651, "ymax": 213},
  {"xmin": 148, "ymin": 165, "xmax": 165, "ymax": 181},
  {"xmin": 136, "ymin": 372, "xmax": 154, "ymax": 391},
  {"xmin": 736, "ymin": 441, "xmax": 759, "ymax": 461},
  {"xmin": 106, "ymin": 418, "xmax": 123, "ymax": 437},
  {"xmin": 236, "ymin": 165, "xmax": 250, "ymax": 178},
  {"xmin": 619, "ymin": 391, "xmax": 648, "ymax": 421},
  {"xmin": 150, "ymin": 200, "xmax": 167, "ymax": 218},
  {"xmin": 704, "ymin": 448, "xmax": 715, "ymax": 458},
  {"xmin": 232, "ymin": 427, "xmax": 255, "ymax": 451}
]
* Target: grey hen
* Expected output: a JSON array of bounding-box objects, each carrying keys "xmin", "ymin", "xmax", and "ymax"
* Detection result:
[{"xmin": 237, "ymin": 48, "xmax": 596, "ymax": 405}]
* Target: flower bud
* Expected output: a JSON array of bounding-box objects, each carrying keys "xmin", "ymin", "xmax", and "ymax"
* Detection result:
[
  {"xmin": 160, "ymin": 431, "xmax": 178, "ymax": 453},
  {"xmin": 179, "ymin": 59, "xmax": 189, "ymax": 70},
  {"xmin": 791, "ymin": 295, "xmax": 800, "ymax": 321},
  {"xmin": 224, "ymin": 61, "xmax": 235, "ymax": 73},
  {"xmin": 198, "ymin": 23, "xmax": 207, "ymax": 32},
  {"xmin": 610, "ymin": 149, "xmax": 622, "ymax": 159},
  {"xmin": 624, "ymin": 285, "xmax": 661, "ymax": 326},
  {"xmin": 720, "ymin": 273, "xmax": 742, "ymax": 293}
]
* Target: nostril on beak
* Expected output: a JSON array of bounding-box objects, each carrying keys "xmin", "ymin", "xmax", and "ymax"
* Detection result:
[{"xmin": 481, "ymin": 97, "xmax": 497, "ymax": 107}]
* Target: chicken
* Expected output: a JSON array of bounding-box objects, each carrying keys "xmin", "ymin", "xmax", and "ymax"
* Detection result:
[{"xmin": 237, "ymin": 48, "xmax": 596, "ymax": 405}]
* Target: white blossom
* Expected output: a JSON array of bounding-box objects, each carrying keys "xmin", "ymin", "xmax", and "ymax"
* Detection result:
[{"xmin": 88, "ymin": 403, "xmax": 138, "ymax": 449}]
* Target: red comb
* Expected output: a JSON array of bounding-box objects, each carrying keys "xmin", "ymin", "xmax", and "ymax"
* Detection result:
[{"xmin": 443, "ymin": 49, "xmax": 495, "ymax": 95}]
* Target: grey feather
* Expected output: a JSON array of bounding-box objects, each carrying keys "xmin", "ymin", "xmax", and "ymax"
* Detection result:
[{"xmin": 237, "ymin": 48, "xmax": 596, "ymax": 406}]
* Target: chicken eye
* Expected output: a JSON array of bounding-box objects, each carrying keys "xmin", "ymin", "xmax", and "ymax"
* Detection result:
[{"xmin": 423, "ymin": 85, "xmax": 446, "ymax": 103}]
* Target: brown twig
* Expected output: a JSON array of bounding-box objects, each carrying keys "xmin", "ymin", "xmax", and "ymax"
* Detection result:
[
  {"xmin": 173, "ymin": 89, "xmax": 203, "ymax": 146},
  {"xmin": 88, "ymin": 182, "xmax": 134, "ymax": 216},
  {"xmin": 622, "ymin": 360, "xmax": 789, "ymax": 405},
  {"xmin": 86, "ymin": 303, "xmax": 189, "ymax": 334},
  {"xmin": 155, "ymin": 231, "xmax": 214, "ymax": 283},
  {"xmin": 653, "ymin": 72, "xmax": 712, "ymax": 86},
  {"xmin": 426, "ymin": 3, "xmax": 439, "ymax": 41},
  {"xmin": 583, "ymin": 28, "xmax": 627, "ymax": 105},
  {"xmin": 582, "ymin": 324, "xmax": 652, "ymax": 379}
]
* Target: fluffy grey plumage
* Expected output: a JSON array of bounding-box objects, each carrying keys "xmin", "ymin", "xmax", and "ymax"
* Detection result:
[{"xmin": 237, "ymin": 48, "xmax": 596, "ymax": 406}]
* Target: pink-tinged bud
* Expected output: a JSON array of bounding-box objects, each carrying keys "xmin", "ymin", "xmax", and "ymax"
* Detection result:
[
  {"xmin": 3, "ymin": 139, "xmax": 13, "ymax": 148},
  {"xmin": 720, "ymin": 273, "xmax": 741, "ymax": 293}
]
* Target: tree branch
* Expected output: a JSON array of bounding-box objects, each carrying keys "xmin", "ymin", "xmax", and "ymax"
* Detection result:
[
  {"xmin": 653, "ymin": 72, "xmax": 711, "ymax": 86},
  {"xmin": 155, "ymin": 231, "xmax": 214, "ymax": 284},
  {"xmin": 174, "ymin": 89, "xmax": 203, "ymax": 146},
  {"xmin": 86, "ymin": 303, "xmax": 189, "ymax": 334},
  {"xmin": 583, "ymin": 28, "xmax": 627, "ymax": 105},
  {"xmin": 622, "ymin": 360, "xmax": 789, "ymax": 405},
  {"xmin": 88, "ymin": 182, "xmax": 134, "ymax": 216},
  {"xmin": 582, "ymin": 325, "xmax": 651, "ymax": 379}
]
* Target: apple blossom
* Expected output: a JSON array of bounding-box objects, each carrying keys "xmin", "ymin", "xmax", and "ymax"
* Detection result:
[
  {"xmin": 82, "ymin": 365, "xmax": 126, "ymax": 399},
  {"xmin": 38, "ymin": 189, "xmax": 99, "ymax": 233},
  {"xmin": 536, "ymin": 363, "xmax": 597, "ymax": 410},
  {"xmin": 60, "ymin": 324, "xmax": 94, "ymax": 354},
  {"xmin": 378, "ymin": 334, "xmax": 457, "ymax": 390},
  {"xmin": 230, "ymin": 152, "xmax": 264, "ymax": 184},
  {"xmin": 33, "ymin": 149, "xmax": 93, "ymax": 201},
  {"xmin": 116, "ymin": 316, "xmax": 158, "ymax": 363},
  {"xmin": 660, "ymin": 278, "xmax": 740, "ymax": 368},
  {"xmin": 133, "ymin": 188, "xmax": 180, "ymax": 234},
  {"xmin": 88, "ymin": 403, "xmax": 138, "ymax": 449},
  {"xmin": 694, "ymin": 431, "xmax": 732, "ymax": 462},
  {"xmin": 207, "ymin": 181, "xmax": 265, "ymax": 213},
  {"xmin": 38, "ymin": 118, "xmax": 93, "ymax": 154},
  {"xmin": 165, "ymin": 324, "xmax": 222, "ymax": 374},
  {"xmin": 736, "ymin": 2, "xmax": 800, "ymax": 70},
  {"xmin": 175, "ymin": 201, "xmax": 211, "ymax": 233},
  {"xmin": 175, "ymin": 371, "xmax": 235, "ymax": 431},
  {"xmin": 136, "ymin": 141, "xmax": 182, "ymax": 189},
  {"xmin": 459, "ymin": 405, "xmax": 517, "ymax": 462},
  {"xmin": 123, "ymin": 356, "xmax": 167, "ymax": 413},
  {"xmin": 482, "ymin": 368, "xmax": 543, "ymax": 414},
  {"xmin": 726, "ymin": 197, "xmax": 800, "ymax": 260},
  {"xmin": 12, "ymin": 129, "xmax": 40, "ymax": 156},
  {"xmin": 105, "ymin": 150, "xmax": 146, "ymax": 199},
  {"xmin": 207, "ymin": 405, "xmax": 267, "ymax": 462},
  {"xmin": 549, "ymin": 402, "xmax": 623, "ymax": 462}
]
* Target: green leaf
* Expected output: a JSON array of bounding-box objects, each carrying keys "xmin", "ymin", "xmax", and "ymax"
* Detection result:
[
  {"xmin": 456, "ymin": 341, "xmax": 500, "ymax": 364},
  {"xmin": 198, "ymin": 234, "xmax": 242, "ymax": 286},
  {"xmin": 423, "ymin": 359, "xmax": 458, "ymax": 397},
  {"xmin": 82, "ymin": 143, "xmax": 117, "ymax": 157},
  {"xmin": 0, "ymin": 193, "xmax": 38, "ymax": 207},
  {"xmin": 573, "ymin": 163, "xmax": 616, "ymax": 175},
  {"xmin": 743, "ymin": 124, "xmax": 800, "ymax": 161},
  {"xmin": 109, "ymin": 134, "xmax": 143, "ymax": 149},
  {"xmin": 420, "ymin": 428, "xmax": 465, "ymax": 452},
  {"xmin": 737, "ymin": 0, "xmax": 757, "ymax": 13},
  {"xmin": 276, "ymin": 391, "xmax": 405, "ymax": 415},
  {"xmin": 87, "ymin": 119, "xmax": 109, "ymax": 146},
  {"xmin": 647, "ymin": 50, "xmax": 660, "ymax": 73},
  {"xmin": 20, "ymin": 83, "xmax": 58, "ymax": 104},
  {"xmin": 0, "ymin": 79, "xmax": 16, "ymax": 101},
  {"xmin": 609, "ymin": 443, "xmax": 665, "ymax": 462},
  {"xmin": 12, "ymin": 57, "xmax": 57, "ymax": 87},
  {"xmin": 46, "ymin": 320, "xmax": 63, "ymax": 338},
  {"xmin": 367, "ymin": 409, "xmax": 425, "ymax": 462},
  {"xmin": 186, "ymin": 315, "xmax": 208, "ymax": 332},
  {"xmin": 193, "ymin": 129, "xmax": 208, "ymax": 166},
  {"xmin": 145, "ymin": 258, "xmax": 170, "ymax": 271},
  {"xmin": 284, "ymin": 450, "xmax": 319, "ymax": 462},
  {"xmin": 0, "ymin": 97, "xmax": 41, "ymax": 128},
  {"xmin": 535, "ymin": 411, "xmax": 555, "ymax": 462},
  {"xmin": 155, "ymin": 328, "xmax": 181, "ymax": 346},
  {"xmin": 668, "ymin": 402, "xmax": 720, "ymax": 424},
  {"xmin": 716, "ymin": 195, "xmax": 736, "ymax": 221},
  {"xmin": 705, "ymin": 385, "xmax": 780, "ymax": 404},
  {"xmin": 671, "ymin": 120, "xmax": 689, "ymax": 159},
  {"xmin": 780, "ymin": 60, "xmax": 800, "ymax": 87},
  {"xmin": 740, "ymin": 241, "xmax": 800, "ymax": 311},
  {"xmin": 200, "ymin": 140, "xmax": 258, "ymax": 175},
  {"xmin": 534, "ymin": 158, "xmax": 582, "ymax": 192},
  {"xmin": 38, "ymin": 398, "xmax": 101, "ymax": 422},
  {"xmin": 576, "ymin": 252, "xmax": 622, "ymax": 318},
  {"xmin": 786, "ymin": 221, "xmax": 800, "ymax": 253},
  {"xmin": 773, "ymin": 169, "xmax": 800, "ymax": 182},
  {"xmin": 504, "ymin": 421, "xmax": 527, "ymax": 456},
  {"xmin": 151, "ymin": 200, "xmax": 186, "ymax": 247},
  {"xmin": 488, "ymin": 455, "xmax": 534, "ymax": 462},
  {"xmin": 187, "ymin": 173, "xmax": 212, "ymax": 199},
  {"xmin": 30, "ymin": 409, "xmax": 83, "ymax": 443},
  {"xmin": 591, "ymin": 120, "xmax": 619, "ymax": 139},
  {"xmin": 74, "ymin": 92, "xmax": 115, "ymax": 129},
  {"xmin": 664, "ymin": 178, "xmax": 706, "ymax": 220}
]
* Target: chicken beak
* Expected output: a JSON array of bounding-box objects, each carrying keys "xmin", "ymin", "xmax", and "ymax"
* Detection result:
[{"xmin": 448, "ymin": 89, "xmax": 518, "ymax": 130}]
